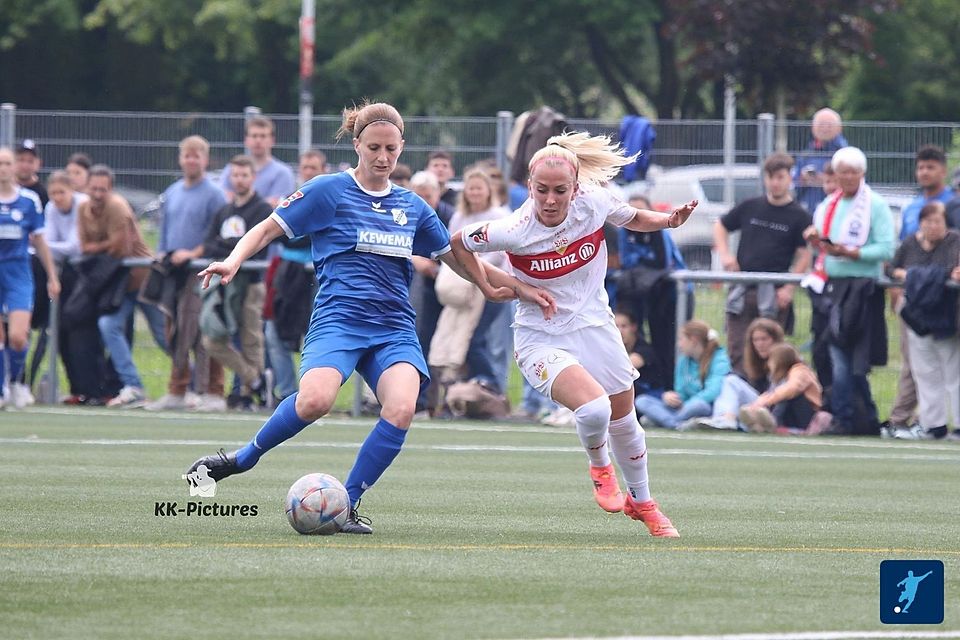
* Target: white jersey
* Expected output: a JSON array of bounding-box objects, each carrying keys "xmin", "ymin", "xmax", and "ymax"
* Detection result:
[{"xmin": 461, "ymin": 184, "xmax": 635, "ymax": 334}]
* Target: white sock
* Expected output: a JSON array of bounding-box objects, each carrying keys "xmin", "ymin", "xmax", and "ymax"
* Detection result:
[
  {"xmin": 608, "ymin": 412, "xmax": 651, "ymax": 502},
  {"xmin": 573, "ymin": 396, "xmax": 612, "ymax": 467}
]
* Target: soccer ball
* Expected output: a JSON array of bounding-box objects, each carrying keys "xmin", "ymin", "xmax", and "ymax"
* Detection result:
[{"xmin": 285, "ymin": 473, "xmax": 351, "ymax": 535}]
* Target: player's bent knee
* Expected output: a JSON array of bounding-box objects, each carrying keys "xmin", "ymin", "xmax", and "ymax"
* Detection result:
[
  {"xmin": 574, "ymin": 395, "xmax": 612, "ymax": 429},
  {"xmin": 380, "ymin": 402, "xmax": 415, "ymax": 429},
  {"xmin": 295, "ymin": 389, "xmax": 336, "ymax": 421}
]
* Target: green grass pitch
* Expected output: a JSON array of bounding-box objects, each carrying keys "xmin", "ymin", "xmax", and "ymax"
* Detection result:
[{"xmin": 1, "ymin": 408, "xmax": 958, "ymax": 639}]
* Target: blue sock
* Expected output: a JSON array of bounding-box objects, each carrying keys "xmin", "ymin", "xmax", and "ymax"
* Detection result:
[
  {"xmin": 8, "ymin": 347, "xmax": 27, "ymax": 383},
  {"xmin": 344, "ymin": 418, "xmax": 408, "ymax": 506},
  {"xmin": 235, "ymin": 393, "xmax": 311, "ymax": 470}
]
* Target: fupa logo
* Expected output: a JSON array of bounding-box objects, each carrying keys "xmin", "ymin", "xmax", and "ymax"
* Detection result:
[
  {"xmin": 879, "ymin": 560, "xmax": 944, "ymax": 624},
  {"xmin": 182, "ymin": 465, "xmax": 217, "ymax": 498}
]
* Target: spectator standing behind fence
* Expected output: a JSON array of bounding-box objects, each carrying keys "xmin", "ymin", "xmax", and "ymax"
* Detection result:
[
  {"xmin": 688, "ymin": 317, "xmax": 785, "ymax": 431},
  {"xmin": 714, "ymin": 152, "xmax": 811, "ymax": 372},
  {"xmin": 408, "ymin": 170, "xmax": 455, "ymax": 415},
  {"xmin": 65, "ymin": 152, "xmax": 92, "ymax": 194},
  {"xmin": 738, "ymin": 343, "xmax": 826, "ymax": 434},
  {"xmin": 793, "ymin": 108, "xmax": 848, "ymax": 213},
  {"xmin": 635, "ymin": 320, "xmax": 730, "ymax": 431},
  {"xmin": 145, "ymin": 136, "xmax": 226, "ymax": 412},
  {"xmin": 78, "ymin": 165, "xmax": 157, "ymax": 407},
  {"xmin": 802, "ymin": 146, "xmax": 894, "ymax": 436},
  {"xmin": 886, "ymin": 202, "xmax": 960, "ymax": 441},
  {"xmin": 44, "ymin": 171, "xmax": 85, "ymax": 263},
  {"xmin": 617, "ymin": 193, "xmax": 690, "ymax": 380},
  {"xmin": 43, "ymin": 171, "xmax": 92, "ymax": 403},
  {"xmin": 426, "ymin": 149, "xmax": 458, "ymax": 208},
  {"xmin": 886, "ymin": 146, "xmax": 955, "ymax": 434},
  {"xmin": 262, "ymin": 150, "xmax": 327, "ymax": 401},
  {"xmin": 0, "ymin": 147, "xmax": 60, "ymax": 409},
  {"xmin": 807, "ymin": 163, "xmax": 840, "ymax": 397},
  {"xmin": 220, "ymin": 116, "xmax": 295, "ymax": 208},
  {"xmin": 469, "ymin": 163, "xmax": 517, "ymax": 395},
  {"xmin": 200, "ymin": 155, "xmax": 273, "ymax": 408},
  {"xmin": 428, "ymin": 168, "xmax": 507, "ymax": 397},
  {"xmin": 15, "ymin": 140, "xmax": 48, "ymax": 208}
]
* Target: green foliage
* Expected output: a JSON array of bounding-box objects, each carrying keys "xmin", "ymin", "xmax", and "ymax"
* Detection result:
[
  {"xmin": 833, "ymin": 0, "xmax": 960, "ymax": 120},
  {"xmin": 0, "ymin": 0, "xmax": 81, "ymax": 50},
  {"xmin": 1, "ymin": 0, "xmax": 950, "ymax": 120}
]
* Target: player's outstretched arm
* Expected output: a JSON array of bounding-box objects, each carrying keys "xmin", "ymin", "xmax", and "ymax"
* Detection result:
[
  {"xmin": 445, "ymin": 232, "xmax": 512, "ymax": 300},
  {"xmin": 198, "ymin": 217, "xmax": 285, "ymax": 289},
  {"xmin": 623, "ymin": 199, "xmax": 698, "ymax": 232}
]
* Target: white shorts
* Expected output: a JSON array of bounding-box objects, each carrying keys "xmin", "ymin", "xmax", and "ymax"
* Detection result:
[{"xmin": 514, "ymin": 322, "xmax": 639, "ymax": 399}]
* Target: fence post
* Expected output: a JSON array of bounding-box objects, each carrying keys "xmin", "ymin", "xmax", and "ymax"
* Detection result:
[
  {"xmin": 496, "ymin": 111, "xmax": 514, "ymax": 175},
  {"xmin": 0, "ymin": 103, "xmax": 15, "ymax": 149},
  {"xmin": 243, "ymin": 106, "xmax": 261, "ymax": 156},
  {"xmin": 352, "ymin": 374, "xmax": 362, "ymax": 417},
  {"xmin": 757, "ymin": 113, "xmax": 774, "ymax": 172},
  {"xmin": 43, "ymin": 297, "xmax": 59, "ymax": 404},
  {"xmin": 674, "ymin": 272, "xmax": 688, "ymax": 364}
]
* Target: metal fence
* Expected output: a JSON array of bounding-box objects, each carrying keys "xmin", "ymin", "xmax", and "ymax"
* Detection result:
[
  {"xmin": 3, "ymin": 103, "xmax": 960, "ymax": 197},
  {"xmin": 27, "ymin": 258, "xmax": 940, "ymax": 426}
]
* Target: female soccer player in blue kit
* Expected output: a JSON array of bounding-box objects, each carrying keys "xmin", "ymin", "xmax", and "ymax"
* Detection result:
[{"xmin": 186, "ymin": 102, "xmax": 554, "ymax": 533}]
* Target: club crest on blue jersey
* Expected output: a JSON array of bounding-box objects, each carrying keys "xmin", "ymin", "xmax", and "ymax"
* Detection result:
[
  {"xmin": 391, "ymin": 208, "xmax": 407, "ymax": 226},
  {"xmin": 278, "ymin": 190, "xmax": 304, "ymax": 208}
]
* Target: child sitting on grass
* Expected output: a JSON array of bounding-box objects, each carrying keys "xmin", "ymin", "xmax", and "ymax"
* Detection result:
[
  {"xmin": 738, "ymin": 343, "xmax": 830, "ymax": 434},
  {"xmin": 635, "ymin": 320, "xmax": 730, "ymax": 429}
]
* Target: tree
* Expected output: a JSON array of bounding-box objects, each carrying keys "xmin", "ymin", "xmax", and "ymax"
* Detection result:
[
  {"xmin": 666, "ymin": 0, "xmax": 898, "ymax": 118},
  {"xmin": 833, "ymin": 0, "xmax": 960, "ymax": 121}
]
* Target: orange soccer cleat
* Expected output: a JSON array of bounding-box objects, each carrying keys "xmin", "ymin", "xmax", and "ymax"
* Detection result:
[
  {"xmin": 623, "ymin": 496, "xmax": 680, "ymax": 538},
  {"xmin": 589, "ymin": 464, "xmax": 625, "ymax": 513}
]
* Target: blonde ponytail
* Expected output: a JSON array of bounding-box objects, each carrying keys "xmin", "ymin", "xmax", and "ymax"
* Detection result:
[{"xmin": 528, "ymin": 131, "xmax": 638, "ymax": 186}]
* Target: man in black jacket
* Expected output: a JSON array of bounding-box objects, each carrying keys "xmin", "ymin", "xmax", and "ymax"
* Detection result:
[{"xmin": 200, "ymin": 155, "xmax": 273, "ymax": 406}]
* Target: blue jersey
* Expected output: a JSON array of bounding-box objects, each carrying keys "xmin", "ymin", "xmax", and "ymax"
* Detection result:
[
  {"xmin": 270, "ymin": 170, "xmax": 450, "ymax": 331},
  {"xmin": 0, "ymin": 188, "xmax": 43, "ymax": 263}
]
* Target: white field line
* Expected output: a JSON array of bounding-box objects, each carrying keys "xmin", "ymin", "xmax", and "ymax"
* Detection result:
[
  {"xmin": 0, "ymin": 436, "xmax": 958, "ymax": 463},
  {"xmin": 526, "ymin": 632, "xmax": 960, "ymax": 640},
  {"xmin": 8, "ymin": 407, "xmax": 960, "ymax": 455}
]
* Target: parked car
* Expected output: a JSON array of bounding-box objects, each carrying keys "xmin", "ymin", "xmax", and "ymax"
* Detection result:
[{"xmin": 644, "ymin": 164, "xmax": 763, "ymax": 268}]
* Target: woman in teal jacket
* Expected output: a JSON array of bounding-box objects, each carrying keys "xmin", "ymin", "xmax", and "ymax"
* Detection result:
[{"xmin": 635, "ymin": 320, "xmax": 731, "ymax": 429}]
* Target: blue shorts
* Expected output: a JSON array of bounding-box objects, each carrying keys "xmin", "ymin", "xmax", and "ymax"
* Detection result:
[
  {"xmin": 0, "ymin": 259, "xmax": 34, "ymax": 314},
  {"xmin": 300, "ymin": 317, "xmax": 429, "ymax": 391}
]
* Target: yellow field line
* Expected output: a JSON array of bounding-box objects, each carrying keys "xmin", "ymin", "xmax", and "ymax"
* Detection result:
[{"xmin": 1, "ymin": 542, "xmax": 958, "ymax": 555}]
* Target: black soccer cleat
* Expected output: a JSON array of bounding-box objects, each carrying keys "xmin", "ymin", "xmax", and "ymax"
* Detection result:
[
  {"xmin": 340, "ymin": 500, "xmax": 373, "ymax": 534},
  {"xmin": 185, "ymin": 448, "xmax": 244, "ymax": 485}
]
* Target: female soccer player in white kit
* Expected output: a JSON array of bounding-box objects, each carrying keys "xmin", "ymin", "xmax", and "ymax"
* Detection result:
[{"xmin": 452, "ymin": 132, "xmax": 697, "ymax": 537}]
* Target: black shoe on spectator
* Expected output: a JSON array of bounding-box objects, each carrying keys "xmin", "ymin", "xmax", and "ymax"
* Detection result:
[{"xmin": 226, "ymin": 392, "xmax": 245, "ymax": 410}]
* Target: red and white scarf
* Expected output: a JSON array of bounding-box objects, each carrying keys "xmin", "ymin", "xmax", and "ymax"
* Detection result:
[{"xmin": 802, "ymin": 181, "xmax": 873, "ymax": 293}]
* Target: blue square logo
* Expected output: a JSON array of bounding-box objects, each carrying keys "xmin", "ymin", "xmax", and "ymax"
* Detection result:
[{"xmin": 880, "ymin": 560, "xmax": 944, "ymax": 624}]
